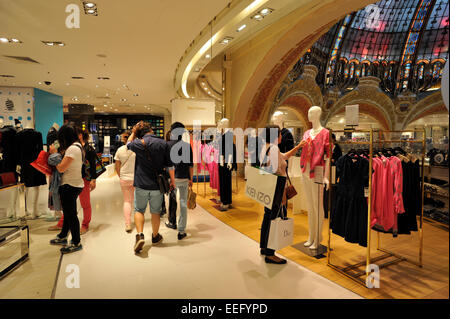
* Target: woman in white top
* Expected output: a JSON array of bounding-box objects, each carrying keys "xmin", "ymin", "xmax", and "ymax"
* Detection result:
[
  {"xmin": 48, "ymin": 125, "xmax": 84, "ymax": 254},
  {"xmin": 114, "ymin": 132, "xmax": 136, "ymax": 232}
]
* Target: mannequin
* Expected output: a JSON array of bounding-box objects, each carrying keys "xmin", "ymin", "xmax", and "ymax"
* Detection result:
[
  {"xmin": 300, "ymin": 106, "xmax": 330, "ymax": 250},
  {"xmin": 217, "ymin": 118, "xmax": 235, "ymax": 211},
  {"xmin": 17, "ymin": 121, "xmax": 46, "ymax": 219}
]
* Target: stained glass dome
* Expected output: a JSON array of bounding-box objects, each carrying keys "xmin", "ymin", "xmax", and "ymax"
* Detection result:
[{"xmin": 287, "ymin": 0, "xmax": 449, "ymax": 97}]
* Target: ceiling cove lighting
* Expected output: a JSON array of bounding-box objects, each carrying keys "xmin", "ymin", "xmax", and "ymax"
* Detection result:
[
  {"xmin": 181, "ymin": 0, "xmax": 267, "ymax": 98},
  {"xmin": 237, "ymin": 24, "xmax": 247, "ymax": 32}
]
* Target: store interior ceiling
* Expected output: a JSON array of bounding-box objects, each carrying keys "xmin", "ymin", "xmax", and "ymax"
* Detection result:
[
  {"xmin": 0, "ymin": 0, "xmax": 233, "ymax": 116},
  {"xmin": 0, "ymin": 0, "xmax": 326, "ymax": 116}
]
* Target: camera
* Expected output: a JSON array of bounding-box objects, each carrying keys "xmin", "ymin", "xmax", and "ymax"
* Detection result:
[{"xmin": 44, "ymin": 81, "xmax": 52, "ymax": 85}]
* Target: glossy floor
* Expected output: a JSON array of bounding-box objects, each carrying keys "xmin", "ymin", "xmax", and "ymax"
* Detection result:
[{"xmin": 52, "ymin": 177, "xmax": 361, "ymax": 299}]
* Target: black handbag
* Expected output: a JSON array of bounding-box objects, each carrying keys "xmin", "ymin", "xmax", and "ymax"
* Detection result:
[
  {"xmin": 141, "ymin": 138, "xmax": 170, "ymax": 194},
  {"xmin": 168, "ymin": 189, "xmax": 177, "ymax": 224}
]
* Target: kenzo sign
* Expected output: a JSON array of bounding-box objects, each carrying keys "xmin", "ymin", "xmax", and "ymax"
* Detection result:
[{"xmin": 246, "ymin": 186, "xmax": 271, "ymax": 205}]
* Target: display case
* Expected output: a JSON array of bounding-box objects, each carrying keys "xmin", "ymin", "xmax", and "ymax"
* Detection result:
[{"xmin": 0, "ymin": 223, "xmax": 29, "ymax": 279}]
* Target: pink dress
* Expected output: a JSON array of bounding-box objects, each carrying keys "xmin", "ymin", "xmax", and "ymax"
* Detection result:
[
  {"xmin": 371, "ymin": 156, "xmax": 405, "ymax": 234},
  {"xmin": 300, "ymin": 128, "xmax": 330, "ymax": 178}
]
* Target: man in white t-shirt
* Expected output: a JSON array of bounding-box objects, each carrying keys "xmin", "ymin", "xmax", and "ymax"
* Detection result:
[{"xmin": 114, "ymin": 132, "xmax": 136, "ymax": 232}]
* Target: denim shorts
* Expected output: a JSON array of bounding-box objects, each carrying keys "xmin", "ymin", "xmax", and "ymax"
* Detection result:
[{"xmin": 134, "ymin": 187, "xmax": 163, "ymax": 214}]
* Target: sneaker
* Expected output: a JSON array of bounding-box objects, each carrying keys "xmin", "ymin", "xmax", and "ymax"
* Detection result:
[
  {"xmin": 134, "ymin": 234, "xmax": 145, "ymax": 253},
  {"xmin": 60, "ymin": 243, "xmax": 83, "ymax": 254},
  {"xmin": 165, "ymin": 221, "xmax": 177, "ymax": 230},
  {"xmin": 177, "ymin": 232, "xmax": 187, "ymax": 240},
  {"xmin": 151, "ymin": 233, "xmax": 163, "ymax": 244},
  {"xmin": 80, "ymin": 227, "xmax": 89, "ymax": 235},
  {"xmin": 125, "ymin": 224, "xmax": 132, "ymax": 233},
  {"xmin": 50, "ymin": 236, "xmax": 68, "ymax": 246},
  {"xmin": 48, "ymin": 225, "xmax": 62, "ymax": 231}
]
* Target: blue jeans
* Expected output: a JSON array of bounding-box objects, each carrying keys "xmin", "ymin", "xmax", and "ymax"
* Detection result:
[
  {"xmin": 176, "ymin": 180, "xmax": 189, "ymax": 233},
  {"xmin": 134, "ymin": 187, "xmax": 163, "ymax": 214}
]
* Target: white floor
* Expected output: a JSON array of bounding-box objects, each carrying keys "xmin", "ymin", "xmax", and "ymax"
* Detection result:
[{"xmin": 54, "ymin": 176, "xmax": 362, "ymax": 299}]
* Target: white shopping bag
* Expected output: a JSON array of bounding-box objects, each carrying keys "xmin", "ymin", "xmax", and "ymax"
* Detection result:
[
  {"xmin": 245, "ymin": 166, "xmax": 286, "ymax": 210},
  {"xmin": 267, "ymin": 217, "xmax": 294, "ymax": 251}
]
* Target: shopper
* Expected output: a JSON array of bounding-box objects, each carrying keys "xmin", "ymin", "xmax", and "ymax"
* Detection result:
[
  {"xmin": 114, "ymin": 131, "xmax": 136, "ymax": 232},
  {"xmin": 48, "ymin": 124, "xmax": 84, "ymax": 254},
  {"xmin": 259, "ymin": 125, "xmax": 304, "ymax": 264},
  {"xmin": 127, "ymin": 121, "xmax": 175, "ymax": 253},
  {"xmin": 48, "ymin": 128, "xmax": 97, "ymax": 234},
  {"xmin": 165, "ymin": 122, "xmax": 193, "ymax": 240}
]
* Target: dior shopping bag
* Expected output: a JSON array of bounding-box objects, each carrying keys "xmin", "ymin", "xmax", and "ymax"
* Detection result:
[
  {"xmin": 245, "ymin": 166, "xmax": 286, "ymax": 210},
  {"xmin": 267, "ymin": 215, "xmax": 294, "ymax": 251}
]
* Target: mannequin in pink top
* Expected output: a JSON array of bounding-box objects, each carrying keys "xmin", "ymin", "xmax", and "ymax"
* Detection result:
[{"xmin": 299, "ymin": 106, "xmax": 330, "ymax": 250}]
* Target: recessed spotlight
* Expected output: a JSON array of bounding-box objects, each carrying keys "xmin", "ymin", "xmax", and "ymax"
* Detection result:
[
  {"xmin": 58, "ymin": 43, "xmax": 65, "ymax": 47},
  {"xmin": 103, "ymin": 104, "xmax": 107, "ymax": 107},
  {"xmin": 0, "ymin": 37, "xmax": 9, "ymax": 43},
  {"xmin": 11, "ymin": 38, "xmax": 20, "ymax": 43},
  {"xmin": 97, "ymin": 77, "xmax": 110, "ymax": 80},
  {"xmin": 66, "ymin": 83, "xmax": 70, "ymax": 86},
  {"xmin": 87, "ymin": 9, "xmax": 95, "ymax": 14},
  {"xmin": 194, "ymin": 67, "xmax": 201, "ymax": 72},
  {"xmin": 220, "ymin": 36, "xmax": 233, "ymax": 45},
  {"xmin": 84, "ymin": 2, "xmax": 95, "ymax": 8},
  {"xmin": 121, "ymin": 98, "xmax": 127, "ymax": 102},
  {"xmin": 38, "ymin": 82, "xmax": 42, "ymax": 85},
  {"xmin": 95, "ymin": 85, "xmax": 99, "ymax": 88},
  {"xmin": 251, "ymin": 14, "xmax": 263, "ymax": 21},
  {"xmin": 42, "ymin": 41, "xmax": 65, "ymax": 46},
  {"xmin": 133, "ymin": 93, "xmax": 139, "ymax": 97},
  {"xmin": 260, "ymin": 8, "xmax": 273, "ymax": 16},
  {"xmin": 105, "ymin": 93, "xmax": 109, "ymax": 97},
  {"xmin": 237, "ymin": 24, "xmax": 247, "ymax": 32},
  {"xmin": 205, "ymin": 54, "xmax": 211, "ymax": 59},
  {"xmin": 71, "ymin": 76, "xmax": 84, "ymax": 79}
]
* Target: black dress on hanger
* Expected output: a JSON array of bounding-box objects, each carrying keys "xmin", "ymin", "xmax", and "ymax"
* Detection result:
[
  {"xmin": 397, "ymin": 159, "xmax": 420, "ymax": 234},
  {"xmin": 331, "ymin": 154, "xmax": 369, "ymax": 247},
  {"xmin": 0, "ymin": 126, "xmax": 18, "ymax": 175},
  {"xmin": 218, "ymin": 130, "xmax": 236, "ymax": 206},
  {"xmin": 16, "ymin": 128, "xmax": 47, "ymax": 187}
]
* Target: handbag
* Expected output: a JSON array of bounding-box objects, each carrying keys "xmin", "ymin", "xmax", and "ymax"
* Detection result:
[
  {"xmin": 187, "ymin": 186, "xmax": 197, "ymax": 210},
  {"xmin": 168, "ymin": 189, "xmax": 177, "ymax": 223},
  {"xmin": 94, "ymin": 153, "xmax": 106, "ymax": 177},
  {"xmin": 141, "ymin": 138, "xmax": 170, "ymax": 194},
  {"xmin": 267, "ymin": 205, "xmax": 294, "ymax": 250},
  {"xmin": 285, "ymin": 172, "xmax": 297, "ymax": 200}
]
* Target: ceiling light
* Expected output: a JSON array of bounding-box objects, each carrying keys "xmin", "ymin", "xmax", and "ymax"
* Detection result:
[
  {"xmin": 0, "ymin": 37, "xmax": 9, "ymax": 43},
  {"xmin": 260, "ymin": 8, "xmax": 273, "ymax": 16},
  {"xmin": 97, "ymin": 77, "xmax": 110, "ymax": 80},
  {"xmin": 84, "ymin": 2, "xmax": 95, "ymax": 8},
  {"xmin": 121, "ymin": 98, "xmax": 127, "ymax": 102},
  {"xmin": 133, "ymin": 93, "xmax": 139, "ymax": 97},
  {"xmin": 58, "ymin": 43, "xmax": 65, "ymax": 47},
  {"xmin": 205, "ymin": 54, "xmax": 211, "ymax": 59},
  {"xmin": 66, "ymin": 83, "xmax": 70, "ymax": 86},
  {"xmin": 251, "ymin": 14, "xmax": 263, "ymax": 20},
  {"xmin": 87, "ymin": 9, "xmax": 95, "ymax": 14},
  {"xmin": 11, "ymin": 38, "xmax": 20, "ymax": 43},
  {"xmin": 220, "ymin": 37, "xmax": 233, "ymax": 45},
  {"xmin": 237, "ymin": 24, "xmax": 247, "ymax": 32},
  {"xmin": 194, "ymin": 67, "xmax": 201, "ymax": 72},
  {"xmin": 42, "ymin": 41, "xmax": 65, "ymax": 46}
]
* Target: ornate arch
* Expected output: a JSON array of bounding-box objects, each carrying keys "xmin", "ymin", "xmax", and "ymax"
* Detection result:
[
  {"xmin": 402, "ymin": 91, "xmax": 447, "ymax": 128},
  {"xmin": 324, "ymin": 77, "xmax": 395, "ymax": 130},
  {"xmin": 232, "ymin": 0, "xmax": 378, "ymax": 129},
  {"xmin": 273, "ymin": 95, "xmax": 312, "ymax": 129}
]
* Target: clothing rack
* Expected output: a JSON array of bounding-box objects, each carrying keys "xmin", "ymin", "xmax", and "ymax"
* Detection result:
[{"xmin": 326, "ymin": 128, "xmax": 426, "ymax": 287}]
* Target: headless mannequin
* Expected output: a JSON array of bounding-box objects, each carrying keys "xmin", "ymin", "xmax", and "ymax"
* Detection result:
[
  {"xmin": 20, "ymin": 122, "xmax": 41, "ymax": 219},
  {"xmin": 301, "ymin": 106, "xmax": 330, "ymax": 250},
  {"xmin": 218, "ymin": 118, "xmax": 233, "ymax": 211}
]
